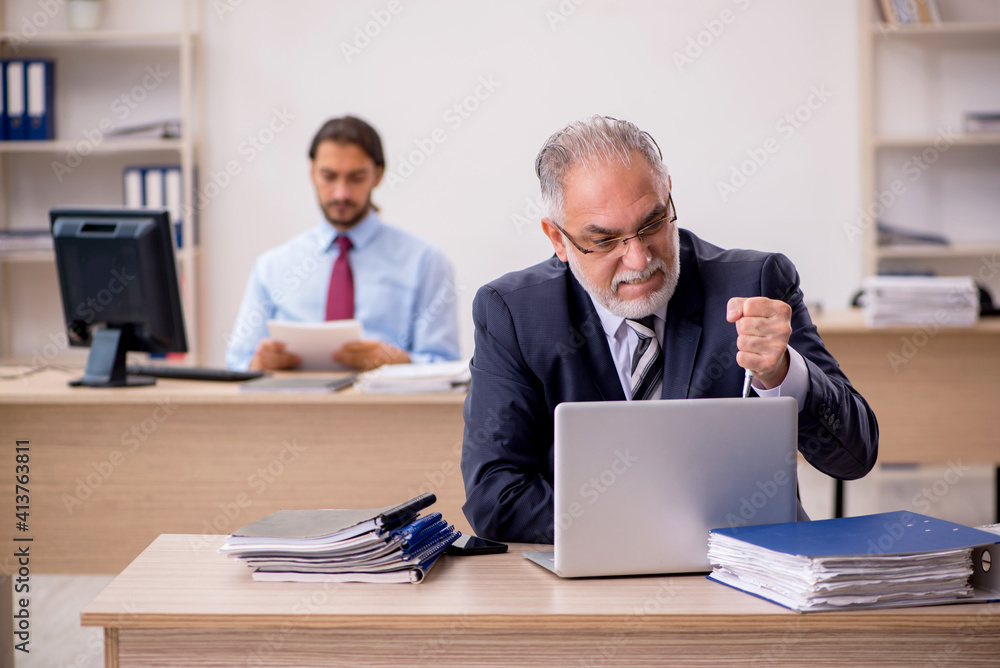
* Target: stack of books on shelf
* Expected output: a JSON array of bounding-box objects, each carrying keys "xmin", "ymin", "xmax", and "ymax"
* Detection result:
[
  {"xmin": 707, "ymin": 511, "xmax": 1000, "ymax": 612},
  {"xmin": 861, "ymin": 275, "xmax": 979, "ymax": 327},
  {"xmin": 0, "ymin": 229, "xmax": 52, "ymax": 255},
  {"xmin": 964, "ymin": 112, "xmax": 1000, "ymax": 134},
  {"xmin": 877, "ymin": 0, "xmax": 940, "ymax": 25},
  {"xmin": 357, "ymin": 359, "xmax": 471, "ymax": 394},
  {"xmin": 220, "ymin": 493, "xmax": 459, "ymax": 583}
]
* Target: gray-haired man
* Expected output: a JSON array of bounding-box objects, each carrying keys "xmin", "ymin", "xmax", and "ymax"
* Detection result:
[{"xmin": 460, "ymin": 115, "xmax": 878, "ymax": 543}]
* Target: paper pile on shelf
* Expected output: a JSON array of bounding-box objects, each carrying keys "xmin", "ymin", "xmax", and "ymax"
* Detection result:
[
  {"xmin": 220, "ymin": 493, "xmax": 459, "ymax": 584},
  {"xmin": 707, "ymin": 511, "xmax": 999, "ymax": 612},
  {"xmin": 0, "ymin": 229, "xmax": 53, "ymax": 254},
  {"xmin": 861, "ymin": 275, "xmax": 978, "ymax": 327},
  {"xmin": 357, "ymin": 360, "xmax": 471, "ymax": 394}
]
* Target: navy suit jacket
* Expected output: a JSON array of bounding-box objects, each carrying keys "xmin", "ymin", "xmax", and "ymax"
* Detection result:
[{"xmin": 461, "ymin": 229, "xmax": 879, "ymax": 543}]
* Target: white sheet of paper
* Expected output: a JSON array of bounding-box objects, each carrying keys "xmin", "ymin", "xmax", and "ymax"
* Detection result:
[{"xmin": 266, "ymin": 320, "xmax": 364, "ymax": 371}]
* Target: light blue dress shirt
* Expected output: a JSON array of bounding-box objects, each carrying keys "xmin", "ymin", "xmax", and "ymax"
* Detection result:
[{"xmin": 226, "ymin": 211, "xmax": 461, "ymax": 370}]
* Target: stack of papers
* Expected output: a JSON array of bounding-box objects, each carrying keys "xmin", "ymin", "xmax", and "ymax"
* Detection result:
[
  {"xmin": 861, "ymin": 275, "xmax": 979, "ymax": 327},
  {"xmin": 707, "ymin": 511, "xmax": 1000, "ymax": 612},
  {"xmin": 0, "ymin": 229, "xmax": 53, "ymax": 255},
  {"xmin": 220, "ymin": 493, "xmax": 459, "ymax": 583},
  {"xmin": 357, "ymin": 360, "xmax": 471, "ymax": 394}
]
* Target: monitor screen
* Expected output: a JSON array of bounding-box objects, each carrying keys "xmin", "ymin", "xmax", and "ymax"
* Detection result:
[{"xmin": 50, "ymin": 207, "xmax": 188, "ymax": 387}]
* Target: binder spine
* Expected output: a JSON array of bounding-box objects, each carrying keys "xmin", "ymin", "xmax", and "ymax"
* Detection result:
[
  {"xmin": 402, "ymin": 524, "xmax": 458, "ymax": 563},
  {"xmin": 401, "ymin": 518, "xmax": 448, "ymax": 552},
  {"xmin": 0, "ymin": 60, "xmax": 7, "ymax": 141},
  {"xmin": 26, "ymin": 60, "xmax": 54, "ymax": 141},
  {"xmin": 5, "ymin": 61, "xmax": 26, "ymax": 140}
]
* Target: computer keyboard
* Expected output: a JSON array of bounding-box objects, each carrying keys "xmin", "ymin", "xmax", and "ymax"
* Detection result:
[{"xmin": 126, "ymin": 365, "xmax": 267, "ymax": 382}]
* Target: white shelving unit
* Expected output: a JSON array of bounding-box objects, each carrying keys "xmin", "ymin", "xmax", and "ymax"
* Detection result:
[
  {"xmin": 0, "ymin": 0, "xmax": 202, "ymax": 363},
  {"xmin": 858, "ymin": 1, "xmax": 1000, "ymax": 290}
]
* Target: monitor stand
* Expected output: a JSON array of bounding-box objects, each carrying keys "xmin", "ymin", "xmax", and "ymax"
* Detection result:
[{"xmin": 70, "ymin": 326, "xmax": 156, "ymax": 388}]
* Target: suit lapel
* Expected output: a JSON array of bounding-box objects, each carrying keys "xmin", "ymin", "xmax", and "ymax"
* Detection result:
[
  {"xmin": 566, "ymin": 268, "xmax": 627, "ymax": 401},
  {"xmin": 660, "ymin": 235, "xmax": 703, "ymax": 399}
]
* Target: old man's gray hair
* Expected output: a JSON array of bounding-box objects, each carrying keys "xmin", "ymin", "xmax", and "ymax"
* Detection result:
[{"xmin": 535, "ymin": 115, "xmax": 670, "ymax": 222}]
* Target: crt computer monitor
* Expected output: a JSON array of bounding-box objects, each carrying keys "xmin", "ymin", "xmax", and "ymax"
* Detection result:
[{"xmin": 50, "ymin": 207, "xmax": 188, "ymax": 387}]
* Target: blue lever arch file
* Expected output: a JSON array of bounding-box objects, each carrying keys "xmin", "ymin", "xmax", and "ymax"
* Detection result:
[
  {"xmin": 708, "ymin": 511, "xmax": 1000, "ymax": 612},
  {"xmin": 0, "ymin": 60, "xmax": 7, "ymax": 141},
  {"xmin": 5, "ymin": 60, "xmax": 25, "ymax": 140},
  {"xmin": 26, "ymin": 60, "xmax": 54, "ymax": 140}
]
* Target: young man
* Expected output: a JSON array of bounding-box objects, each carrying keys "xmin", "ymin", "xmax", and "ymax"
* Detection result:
[
  {"xmin": 461, "ymin": 116, "xmax": 878, "ymax": 542},
  {"xmin": 226, "ymin": 116, "xmax": 460, "ymax": 371}
]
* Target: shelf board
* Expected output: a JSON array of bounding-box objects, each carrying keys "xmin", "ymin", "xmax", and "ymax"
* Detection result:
[
  {"xmin": 870, "ymin": 21, "xmax": 1000, "ymax": 36},
  {"xmin": 0, "ymin": 249, "xmax": 53, "ymax": 263},
  {"xmin": 872, "ymin": 133, "xmax": 1000, "ymax": 149},
  {"xmin": 0, "ymin": 138, "xmax": 185, "ymax": 154},
  {"xmin": 876, "ymin": 244, "xmax": 1000, "ymax": 260},
  {"xmin": 0, "ymin": 31, "xmax": 197, "ymax": 47},
  {"xmin": 1, "ymin": 247, "xmax": 198, "ymax": 263}
]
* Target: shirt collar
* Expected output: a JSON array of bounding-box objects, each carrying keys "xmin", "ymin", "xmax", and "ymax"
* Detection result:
[
  {"xmin": 316, "ymin": 208, "xmax": 382, "ymax": 253},
  {"xmin": 589, "ymin": 293, "xmax": 668, "ymax": 343}
]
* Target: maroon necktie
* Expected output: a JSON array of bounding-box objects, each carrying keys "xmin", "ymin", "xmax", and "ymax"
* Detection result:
[{"xmin": 325, "ymin": 235, "xmax": 354, "ymax": 320}]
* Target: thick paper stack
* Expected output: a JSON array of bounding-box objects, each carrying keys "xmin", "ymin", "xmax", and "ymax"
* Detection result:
[
  {"xmin": 357, "ymin": 360, "xmax": 471, "ymax": 394},
  {"xmin": 707, "ymin": 511, "xmax": 1000, "ymax": 612},
  {"xmin": 861, "ymin": 275, "xmax": 979, "ymax": 327},
  {"xmin": 220, "ymin": 493, "xmax": 459, "ymax": 583}
]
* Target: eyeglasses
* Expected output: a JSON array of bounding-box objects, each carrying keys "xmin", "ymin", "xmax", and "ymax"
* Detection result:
[{"xmin": 554, "ymin": 193, "xmax": 676, "ymax": 257}]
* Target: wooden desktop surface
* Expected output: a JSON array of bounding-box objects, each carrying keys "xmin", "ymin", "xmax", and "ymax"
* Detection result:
[{"xmin": 80, "ymin": 533, "xmax": 1000, "ymax": 667}]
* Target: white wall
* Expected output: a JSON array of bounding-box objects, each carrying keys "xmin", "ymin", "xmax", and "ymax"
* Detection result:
[
  {"xmin": 3, "ymin": 0, "xmax": 865, "ymax": 364},
  {"xmin": 198, "ymin": 0, "xmax": 862, "ymax": 365}
]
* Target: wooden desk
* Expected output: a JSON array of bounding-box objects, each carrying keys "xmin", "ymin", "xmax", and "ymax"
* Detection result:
[
  {"xmin": 813, "ymin": 311, "xmax": 1000, "ymax": 520},
  {"xmin": 81, "ymin": 534, "xmax": 1000, "ymax": 667},
  {"xmin": 813, "ymin": 310, "xmax": 1000, "ymax": 465},
  {"xmin": 0, "ymin": 369, "xmax": 468, "ymax": 575}
]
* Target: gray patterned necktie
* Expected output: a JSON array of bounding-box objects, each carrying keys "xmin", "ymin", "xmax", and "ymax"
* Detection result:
[{"xmin": 626, "ymin": 316, "xmax": 663, "ymax": 400}]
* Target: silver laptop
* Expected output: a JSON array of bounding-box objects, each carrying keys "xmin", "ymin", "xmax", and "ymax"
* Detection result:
[{"xmin": 524, "ymin": 397, "xmax": 798, "ymax": 577}]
